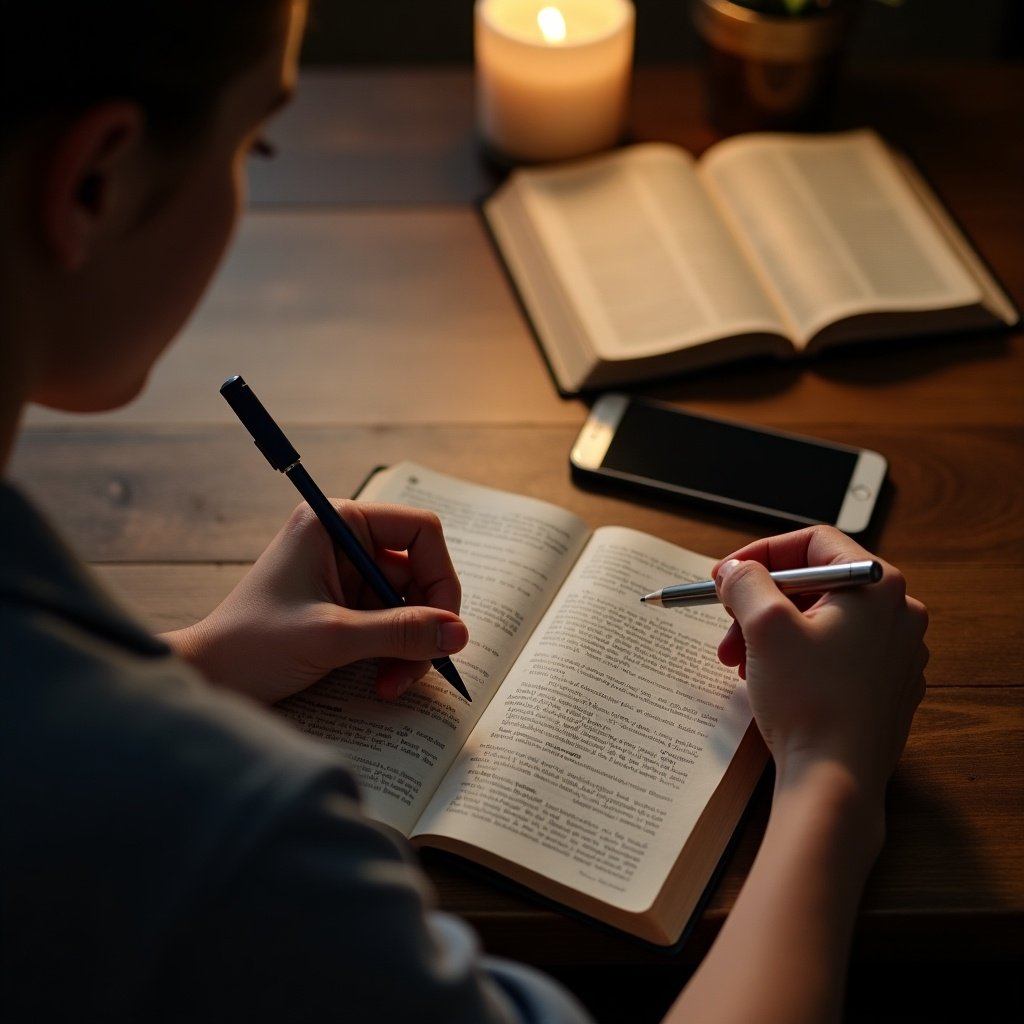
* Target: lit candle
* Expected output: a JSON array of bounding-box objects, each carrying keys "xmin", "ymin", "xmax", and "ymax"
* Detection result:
[{"xmin": 474, "ymin": 0, "xmax": 635, "ymax": 163}]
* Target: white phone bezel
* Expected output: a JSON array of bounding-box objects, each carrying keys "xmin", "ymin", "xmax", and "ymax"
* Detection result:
[
  {"xmin": 834, "ymin": 448, "xmax": 888, "ymax": 534},
  {"xmin": 569, "ymin": 392, "xmax": 630, "ymax": 472},
  {"xmin": 570, "ymin": 393, "xmax": 887, "ymax": 533}
]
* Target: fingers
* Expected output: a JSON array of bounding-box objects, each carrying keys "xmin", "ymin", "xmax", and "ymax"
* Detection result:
[
  {"xmin": 712, "ymin": 525, "xmax": 874, "ymax": 577},
  {"xmin": 714, "ymin": 557, "xmax": 803, "ymax": 636},
  {"xmin": 334, "ymin": 604, "xmax": 468, "ymax": 665},
  {"xmin": 325, "ymin": 602, "xmax": 469, "ymax": 701},
  {"xmin": 340, "ymin": 501, "xmax": 462, "ymax": 615},
  {"xmin": 375, "ymin": 658, "xmax": 432, "ymax": 700},
  {"xmin": 716, "ymin": 619, "xmax": 747, "ymax": 676},
  {"xmin": 359, "ymin": 609, "xmax": 469, "ymax": 701},
  {"xmin": 271, "ymin": 499, "xmax": 471, "ymax": 702},
  {"xmin": 717, "ymin": 618, "xmax": 744, "ymax": 658}
]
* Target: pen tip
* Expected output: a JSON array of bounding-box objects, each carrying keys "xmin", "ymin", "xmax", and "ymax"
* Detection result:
[{"xmin": 434, "ymin": 657, "xmax": 471, "ymax": 701}]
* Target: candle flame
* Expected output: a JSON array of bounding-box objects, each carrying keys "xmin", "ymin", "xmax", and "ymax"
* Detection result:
[{"xmin": 537, "ymin": 6, "xmax": 566, "ymax": 44}]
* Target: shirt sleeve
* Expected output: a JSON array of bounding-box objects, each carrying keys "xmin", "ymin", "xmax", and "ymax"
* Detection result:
[{"xmin": 142, "ymin": 761, "xmax": 595, "ymax": 1024}]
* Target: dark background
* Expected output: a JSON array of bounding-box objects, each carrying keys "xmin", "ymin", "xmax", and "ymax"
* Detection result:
[{"xmin": 299, "ymin": 0, "xmax": 1023, "ymax": 65}]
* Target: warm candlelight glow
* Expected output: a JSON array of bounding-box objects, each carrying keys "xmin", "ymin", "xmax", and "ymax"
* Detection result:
[
  {"xmin": 537, "ymin": 6, "xmax": 566, "ymax": 44},
  {"xmin": 475, "ymin": 0, "xmax": 635, "ymax": 162}
]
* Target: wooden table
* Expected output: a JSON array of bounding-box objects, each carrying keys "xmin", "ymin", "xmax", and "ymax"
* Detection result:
[{"xmin": 13, "ymin": 64, "xmax": 1023, "ymax": 1016}]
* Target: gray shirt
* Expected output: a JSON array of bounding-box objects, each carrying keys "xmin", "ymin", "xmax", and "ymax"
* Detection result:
[{"xmin": 0, "ymin": 482, "xmax": 591, "ymax": 1023}]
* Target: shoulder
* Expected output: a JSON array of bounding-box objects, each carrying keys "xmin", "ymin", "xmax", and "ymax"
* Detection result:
[
  {"xmin": 0, "ymin": 486, "xmax": 594, "ymax": 1023},
  {"xmin": 0, "ymin": 477, "xmax": 346, "ymax": 819},
  {"xmin": 0, "ymin": 480, "xmax": 364, "ymax": 950}
]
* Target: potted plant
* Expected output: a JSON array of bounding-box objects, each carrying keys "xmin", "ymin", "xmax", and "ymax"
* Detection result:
[{"xmin": 691, "ymin": 0, "xmax": 879, "ymax": 134}]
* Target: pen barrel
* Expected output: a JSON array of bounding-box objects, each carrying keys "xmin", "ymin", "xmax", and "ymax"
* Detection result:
[
  {"xmin": 221, "ymin": 377, "xmax": 469, "ymax": 699},
  {"xmin": 771, "ymin": 560, "xmax": 881, "ymax": 593},
  {"xmin": 220, "ymin": 375, "xmax": 300, "ymax": 472},
  {"xmin": 648, "ymin": 560, "xmax": 881, "ymax": 607},
  {"xmin": 286, "ymin": 464, "xmax": 404, "ymax": 609},
  {"xmin": 288, "ymin": 466, "xmax": 469, "ymax": 698}
]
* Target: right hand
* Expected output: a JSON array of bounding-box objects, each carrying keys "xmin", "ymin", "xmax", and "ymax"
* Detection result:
[
  {"xmin": 164, "ymin": 500, "xmax": 469, "ymax": 704},
  {"xmin": 713, "ymin": 526, "xmax": 928, "ymax": 803}
]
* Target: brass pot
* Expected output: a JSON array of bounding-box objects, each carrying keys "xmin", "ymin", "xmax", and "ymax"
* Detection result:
[{"xmin": 691, "ymin": 0, "xmax": 859, "ymax": 134}]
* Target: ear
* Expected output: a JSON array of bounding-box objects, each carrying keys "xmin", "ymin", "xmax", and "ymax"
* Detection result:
[{"xmin": 41, "ymin": 101, "xmax": 146, "ymax": 272}]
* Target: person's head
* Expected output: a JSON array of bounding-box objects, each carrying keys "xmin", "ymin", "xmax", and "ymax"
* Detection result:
[{"xmin": 0, "ymin": 0, "xmax": 307, "ymax": 421}]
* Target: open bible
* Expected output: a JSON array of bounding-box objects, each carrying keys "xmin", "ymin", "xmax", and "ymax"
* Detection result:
[
  {"xmin": 483, "ymin": 128, "xmax": 1019, "ymax": 394},
  {"xmin": 275, "ymin": 462, "xmax": 767, "ymax": 947}
]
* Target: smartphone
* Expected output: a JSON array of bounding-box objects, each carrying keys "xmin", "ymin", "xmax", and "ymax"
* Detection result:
[{"xmin": 570, "ymin": 393, "xmax": 887, "ymax": 535}]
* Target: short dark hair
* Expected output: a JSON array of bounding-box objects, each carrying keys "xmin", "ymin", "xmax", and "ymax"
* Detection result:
[{"xmin": 0, "ymin": 1, "xmax": 292, "ymax": 147}]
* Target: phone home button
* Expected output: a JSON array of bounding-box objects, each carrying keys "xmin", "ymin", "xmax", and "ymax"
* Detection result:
[{"xmin": 851, "ymin": 484, "xmax": 873, "ymax": 501}]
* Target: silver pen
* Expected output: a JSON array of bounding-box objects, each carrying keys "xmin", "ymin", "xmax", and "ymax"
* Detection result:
[{"xmin": 641, "ymin": 560, "xmax": 882, "ymax": 607}]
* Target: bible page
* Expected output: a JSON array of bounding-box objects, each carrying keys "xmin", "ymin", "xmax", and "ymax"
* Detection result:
[
  {"xmin": 513, "ymin": 143, "xmax": 789, "ymax": 361},
  {"xmin": 698, "ymin": 129, "xmax": 985, "ymax": 346},
  {"xmin": 275, "ymin": 462, "xmax": 591, "ymax": 836},
  {"xmin": 411, "ymin": 525, "xmax": 752, "ymax": 915}
]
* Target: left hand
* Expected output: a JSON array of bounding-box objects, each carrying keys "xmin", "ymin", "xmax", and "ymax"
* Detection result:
[{"xmin": 162, "ymin": 500, "xmax": 469, "ymax": 704}]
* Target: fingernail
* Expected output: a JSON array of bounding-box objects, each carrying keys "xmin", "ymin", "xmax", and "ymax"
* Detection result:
[
  {"xmin": 716, "ymin": 559, "xmax": 742, "ymax": 582},
  {"xmin": 437, "ymin": 621, "xmax": 468, "ymax": 653}
]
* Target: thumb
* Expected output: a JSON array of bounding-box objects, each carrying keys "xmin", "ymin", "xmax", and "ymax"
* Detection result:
[
  {"xmin": 335, "ymin": 604, "xmax": 469, "ymax": 665},
  {"xmin": 715, "ymin": 558, "xmax": 801, "ymax": 632}
]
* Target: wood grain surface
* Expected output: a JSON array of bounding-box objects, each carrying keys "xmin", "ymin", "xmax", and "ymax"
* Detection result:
[{"xmin": 11, "ymin": 65, "xmax": 1023, "ymax": 986}]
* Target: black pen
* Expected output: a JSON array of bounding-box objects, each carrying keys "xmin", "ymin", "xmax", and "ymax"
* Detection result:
[
  {"xmin": 220, "ymin": 375, "xmax": 471, "ymax": 701},
  {"xmin": 641, "ymin": 560, "xmax": 882, "ymax": 607}
]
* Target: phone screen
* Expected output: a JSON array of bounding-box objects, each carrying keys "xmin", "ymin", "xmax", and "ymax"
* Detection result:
[{"xmin": 601, "ymin": 401, "xmax": 859, "ymax": 524}]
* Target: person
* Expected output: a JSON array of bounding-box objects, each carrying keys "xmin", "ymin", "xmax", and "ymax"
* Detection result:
[{"xmin": 0, "ymin": 3, "xmax": 929, "ymax": 1022}]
